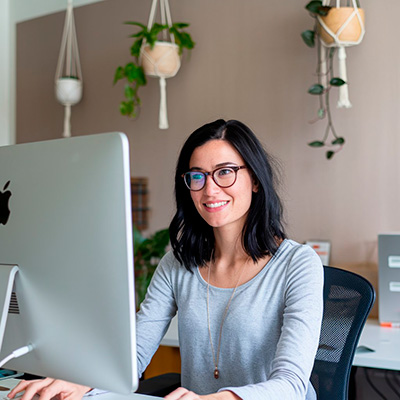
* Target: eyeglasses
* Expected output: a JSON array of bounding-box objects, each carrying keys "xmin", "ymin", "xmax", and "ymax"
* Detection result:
[{"xmin": 182, "ymin": 165, "xmax": 247, "ymax": 191}]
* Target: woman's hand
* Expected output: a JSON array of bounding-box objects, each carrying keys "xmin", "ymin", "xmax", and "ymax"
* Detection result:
[
  {"xmin": 164, "ymin": 387, "xmax": 207, "ymax": 399},
  {"xmin": 164, "ymin": 388, "xmax": 240, "ymax": 400},
  {"xmin": 7, "ymin": 378, "xmax": 91, "ymax": 400}
]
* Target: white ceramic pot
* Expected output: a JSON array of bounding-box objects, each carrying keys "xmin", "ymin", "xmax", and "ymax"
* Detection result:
[
  {"xmin": 140, "ymin": 41, "xmax": 181, "ymax": 78},
  {"xmin": 55, "ymin": 77, "xmax": 83, "ymax": 106}
]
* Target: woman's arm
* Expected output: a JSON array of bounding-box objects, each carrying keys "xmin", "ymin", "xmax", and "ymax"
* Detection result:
[{"xmin": 136, "ymin": 251, "xmax": 178, "ymax": 376}]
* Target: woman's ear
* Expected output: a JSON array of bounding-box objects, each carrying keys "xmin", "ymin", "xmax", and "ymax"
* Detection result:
[{"xmin": 252, "ymin": 177, "xmax": 259, "ymax": 193}]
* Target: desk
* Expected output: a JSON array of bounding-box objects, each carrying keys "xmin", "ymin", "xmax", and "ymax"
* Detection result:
[
  {"xmin": 162, "ymin": 317, "xmax": 400, "ymax": 372},
  {"xmin": 354, "ymin": 319, "xmax": 400, "ymax": 371},
  {"xmin": 0, "ymin": 379, "xmax": 161, "ymax": 400}
]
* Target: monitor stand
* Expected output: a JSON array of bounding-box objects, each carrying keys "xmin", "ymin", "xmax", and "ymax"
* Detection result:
[{"xmin": 0, "ymin": 265, "xmax": 19, "ymax": 350}]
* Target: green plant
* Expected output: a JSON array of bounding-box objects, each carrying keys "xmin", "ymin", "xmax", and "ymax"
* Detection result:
[
  {"xmin": 302, "ymin": 0, "xmax": 351, "ymax": 159},
  {"xmin": 114, "ymin": 22, "xmax": 195, "ymax": 119},
  {"xmin": 134, "ymin": 225, "xmax": 170, "ymax": 306}
]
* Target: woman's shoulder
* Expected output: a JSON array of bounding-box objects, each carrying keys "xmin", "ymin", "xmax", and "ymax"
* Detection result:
[
  {"xmin": 275, "ymin": 239, "xmax": 323, "ymax": 278},
  {"xmin": 279, "ymin": 239, "xmax": 322, "ymax": 262},
  {"xmin": 157, "ymin": 250, "xmax": 189, "ymax": 276}
]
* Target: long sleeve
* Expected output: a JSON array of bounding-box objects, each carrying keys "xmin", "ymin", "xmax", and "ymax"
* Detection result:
[{"xmin": 135, "ymin": 253, "xmax": 178, "ymax": 377}]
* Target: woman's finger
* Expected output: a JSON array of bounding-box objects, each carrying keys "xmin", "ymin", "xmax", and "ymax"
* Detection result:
[
  {"xmin": 36, "ymin": 380, "xmax": 90, "ymax": 400},
  {"xmin": 164, "ymin": 387, "xmax": 201, "ymax": 399},
  {"xmin": 8, "ymin": 379, "xmax": 55, "ymax": 399}
]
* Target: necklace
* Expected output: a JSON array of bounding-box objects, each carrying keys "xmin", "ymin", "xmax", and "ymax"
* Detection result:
[{"xmin": 206, "ymin": 259, "xmax": 248, "ymax": 379}]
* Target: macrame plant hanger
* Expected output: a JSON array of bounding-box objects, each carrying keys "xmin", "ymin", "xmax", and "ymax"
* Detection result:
[
  {"xmin": 55, "ymin": 0, "xmax": 83, "ymax": 138},
  {"xmin": 318, "ymin": 0, "xmax": 365, "ymax": 108},
  {"xmin": 140, "ymin": 0, "xmax": 181, "ymax": 129}
]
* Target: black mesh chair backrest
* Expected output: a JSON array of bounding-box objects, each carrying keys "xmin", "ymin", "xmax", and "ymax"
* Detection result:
[{"xmin": 310, "ymin": 266, "xmax": 375, "ymax": 400}]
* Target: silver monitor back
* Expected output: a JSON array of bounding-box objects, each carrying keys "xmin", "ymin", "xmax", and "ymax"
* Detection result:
[
  {"xmin": 378, "ymin": 233, "xmax": 400, "ymax": 325},
  {"xmin": 0, "ymin": 133, "xmax": 137, "ymax": 394}
]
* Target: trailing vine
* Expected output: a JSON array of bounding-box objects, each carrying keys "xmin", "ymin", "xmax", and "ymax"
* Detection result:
[{"xmin": 302, "ymin": 0, "xmax": 347, "ymax": 159}]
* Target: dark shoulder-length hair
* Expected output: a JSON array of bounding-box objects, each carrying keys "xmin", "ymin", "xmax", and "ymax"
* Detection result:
[{"xmin": 169, "ymin": 119, "xmax": 286, "ymax": 270}]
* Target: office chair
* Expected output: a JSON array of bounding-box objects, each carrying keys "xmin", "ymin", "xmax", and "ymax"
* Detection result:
[
  {"xmin": 137, "ymin": 266, "xmax": 375, "ymax": 399},
  {"xmin": 310, "ymin": 265, "xmax": 375, "ymax": 400}
]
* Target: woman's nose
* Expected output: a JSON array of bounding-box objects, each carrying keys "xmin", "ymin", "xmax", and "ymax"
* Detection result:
[{"xmin": 203, "ymin": 175, "xmax": 220, "ymax": 195}]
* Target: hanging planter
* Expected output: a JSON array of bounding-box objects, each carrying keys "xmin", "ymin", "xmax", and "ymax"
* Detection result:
[
  {"xmin": 140, "ymin": 41, "xmax": 181, "ymax": 78},
  {"xmin": 140, "ymin": 39, "xmax": 181, "ymax": 129},
  {"xmin": 55, "ymin": 76, "xmax": 82, "ymax": 105},
  {"xmin": 318, "ymin": 7, "xmax": 365, "ymax": 45},
  {"xmin": 301, "ymin": 0, "xmax": 365, "ymax": 159},
  {"xmin": 113, "ymin": 0, "xmax": 194, "ymax": 129},
  {"xmin": 317, "ymin": 1, "xmax": 365, "ymax": 109},
  {"xmin": 55, "ymin": 0, "xmax": 83, "ymax": 138}
]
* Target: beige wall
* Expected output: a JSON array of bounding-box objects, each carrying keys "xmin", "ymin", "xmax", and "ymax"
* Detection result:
[{"xmin": 16, "ymin": 0, "xmax": 400, "ymax": 315}]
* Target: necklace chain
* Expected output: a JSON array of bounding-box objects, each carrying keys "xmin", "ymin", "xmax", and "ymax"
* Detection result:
[{"xmin": 206, "ymin": 260, "xmax": 248, "ymax": 379}]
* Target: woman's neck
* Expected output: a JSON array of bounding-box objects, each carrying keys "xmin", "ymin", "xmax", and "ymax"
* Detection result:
[{"xmin": 213, "ymin": 226, "xmax": 247, "ymax": 265}]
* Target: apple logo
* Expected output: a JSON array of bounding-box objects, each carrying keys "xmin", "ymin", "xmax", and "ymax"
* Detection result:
[{"xmin": 0, "ymin": 180, "xmax": 12, "ymax": 225}]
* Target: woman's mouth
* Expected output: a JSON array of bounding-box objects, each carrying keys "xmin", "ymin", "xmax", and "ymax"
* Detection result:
[{"xmin": 204, "ymin": 201, "xmax": 229, "ymax": 209}]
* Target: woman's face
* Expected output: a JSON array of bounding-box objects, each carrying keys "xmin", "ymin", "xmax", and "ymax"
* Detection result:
[{"xmin": 188, "ymin": 139, "xmax": 256, "ymax": 233}]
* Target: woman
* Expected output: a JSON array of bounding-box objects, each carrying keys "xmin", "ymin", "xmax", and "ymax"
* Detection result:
[{"xmin": 9, "ymin": 119, "xmax": 323, "ymax": 400}]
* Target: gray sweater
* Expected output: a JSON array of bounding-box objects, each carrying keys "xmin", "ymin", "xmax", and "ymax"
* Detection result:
[{"xmin": 136, "ymin": 239, "xmax": 323, "ymax": 399}]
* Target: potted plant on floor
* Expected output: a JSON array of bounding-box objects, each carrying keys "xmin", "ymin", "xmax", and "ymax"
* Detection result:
[
  {"xmin": 134, "ymin": 225, "xmax": 170, "ymax": 307},
  {"xmin": 301, "ymin": 0, "xmax": 365, "ymax": 159},
  {"xmin": 113, "ymin": 20, "xmax": 195, "ymax": 125}
]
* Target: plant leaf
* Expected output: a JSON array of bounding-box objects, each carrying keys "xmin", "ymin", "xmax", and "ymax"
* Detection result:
[
  {"xmin": 318, "ymin": 108, "xmax": 326, "ymax": 119},
  {"xmin": 124, "ymin": 85, "xmax": 135, "ymax": 100},
  {"xmin": 113, "ymin": 66, "xmax": 125, "ymax": 84},
  {"xmin": 119, "ymin": 101, "xmax": 133, "ymax": 116},
  {"xmin": 332, "ymin": 137, "xmax": 345, "ymax": 145},
  {"xmin": 133, "ymin": 225, "xmax": 146, "ymax": 255},
  {"xmin": 131, "ymin": 38, "xmax": 143, "ymax": 58},
  {"xmin": 135, "ymin": 67, "xmax": 147, "ymax": 86},
  {"xmin": 330, "ymin": 77, "xmax": 346, "ymax": 87},
  {"xmin": 305, "ymin": 1, "xmax": 322, "ymax": 12},
  {"xmin": 125, "ymin": 21, "xmax": 146, "ymax": 29},
  {"xmin": 318, "ymin": 6, "xmax": 331, "ymax": 16},
  {"xmin": 124, "ymin": 63, "xmax": 146, "ymax": 85},
  {"xmin": 173, "ymin": 22, "xmax": 190, "ymax": 29},
  {"xmin": 305, "ymin": 1, "xmax": 322, "ymax": 13},
  {"xmin": 173, "ymin": 30, "xmax": 195, "ymax": 53},
  {"xmin": 305, "ymin": 1, "xmax": 330, "ymax": 16},
  {"xmin": 326, "ymin": 151, "xmax": 335, "ymax": 159},
  {"xmin": 301, "ymin": 30, "xmax": 315, "ymax": 47},
  {"xmin": 308, "ymin": 141, "xmax": 325, "ymax": 147},
  {"xmin": 308, "ymin": 84, "xmax": 324, "ymax": 95},
  {"xmin": 150, "ymin": 23, "xmax": 167, "ymax": 37}
]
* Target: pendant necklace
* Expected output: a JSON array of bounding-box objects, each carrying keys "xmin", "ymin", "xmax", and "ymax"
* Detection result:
[{"xmin": 206, "ymin": 259, "xmax": 248, "ymax": 379}]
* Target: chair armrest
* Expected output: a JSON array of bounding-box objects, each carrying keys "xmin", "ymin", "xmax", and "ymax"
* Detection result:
[{"xmin": 136, "ymin": 373, "xmax": 181, "ymax": 397}]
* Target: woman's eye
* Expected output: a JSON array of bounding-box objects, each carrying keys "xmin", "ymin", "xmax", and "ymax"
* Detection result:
[
  {"xmin": 217, "ymin": 168, "xmax": 233, "ymax": 177},
  {"xmin": 192, "ymin": 173, "xmax": 204, "ymax": 181}
]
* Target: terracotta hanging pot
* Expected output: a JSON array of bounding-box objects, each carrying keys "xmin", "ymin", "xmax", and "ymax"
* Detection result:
[
  {"xmin": 318, "ymin": 7, "xmax": 365, "ymax": 45},
  {"xmin": 140, "ymin": 41, "xmax": 181, "ymax": 78}
]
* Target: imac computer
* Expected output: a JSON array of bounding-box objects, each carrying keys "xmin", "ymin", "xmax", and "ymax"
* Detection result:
[{"xmin": 0, "ymin": 133, "xmax": 138, "ymax": 394}]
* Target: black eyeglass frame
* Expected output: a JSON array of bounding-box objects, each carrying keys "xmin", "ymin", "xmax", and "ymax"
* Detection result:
[{"xmin": 181, "ymin": 165, "xmax": 247, "ymax": 191}]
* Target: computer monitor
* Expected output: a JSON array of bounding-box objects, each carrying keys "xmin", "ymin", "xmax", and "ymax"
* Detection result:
[{"xmin": 0, "ymin": 133, "xmax": 138, "ymax": 394}]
